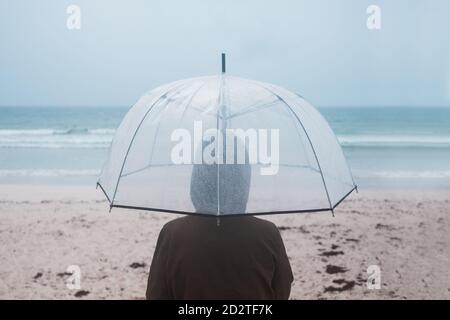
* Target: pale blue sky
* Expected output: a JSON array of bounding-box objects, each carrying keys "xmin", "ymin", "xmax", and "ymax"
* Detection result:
[{"xmin": 1, "ymin": 0, "xmax": 450, "ymax": 107}]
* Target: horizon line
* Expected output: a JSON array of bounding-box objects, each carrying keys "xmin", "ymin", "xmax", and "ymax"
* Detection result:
[{"xmin": 0, "ymin": 105, "xmax": 449, "ymax": 109}]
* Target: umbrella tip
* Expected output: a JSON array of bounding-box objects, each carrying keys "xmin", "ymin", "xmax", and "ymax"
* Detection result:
[{"xmin": 221, "ymin": 53, "xmax": 226, "ymax": 74}]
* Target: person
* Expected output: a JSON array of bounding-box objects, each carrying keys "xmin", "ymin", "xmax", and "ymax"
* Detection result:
[{"xmin": 146, "ymin": 140, "xmax": 293, "ymax": 299}]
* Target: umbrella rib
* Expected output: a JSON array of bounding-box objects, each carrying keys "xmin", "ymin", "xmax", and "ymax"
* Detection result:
[
  {"xmin": 293, "ymin": 93, "xmax": 358, "ymax": 191},
  {"xmin": 109, "ymin": 186, "xmax": 358, "ymax": 215},
  {"xmin": 332, "ymin": 185, "xmax": 357, "ymax": 210},
  {"xmin": 251, "ymin": 82, "xmax": 334, "ymax": 211},
  {"xmin": 147, "ymin": 82, "xmax": 208, "ymax": 173},
  {"xmin": 225, "ymin": 98, "xmax": 280, "ymax": 120},
  {"xmin": 110, "ymin": 204, "xmax": 333, "ymax": 216},
  {"xmin": 110, "ymin": 81, "xmax": 189, "ymax": 207},
  {"xmin": 184, "ymin": 105, "xmax": 225, "ymax": 119},
  {"xmin": 96, "ymin": 182, "xmax": 111, "ymax": 204},
  {"xmin": 223, "ymin": 88, "xmax": 314, "ymax": 172},
  {"xmin": 175, "ymin": 82, "xmax": 210, "ymax": 130}
]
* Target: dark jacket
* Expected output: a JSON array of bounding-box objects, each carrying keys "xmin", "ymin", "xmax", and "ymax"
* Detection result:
[{"xmin": 146, "ymin": 215, "xmax": 293, "ymax": 300}]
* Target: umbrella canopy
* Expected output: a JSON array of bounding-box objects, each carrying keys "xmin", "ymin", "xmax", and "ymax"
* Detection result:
[{"xmin": 97, "ymin": 64, "xmax": 356, "ymax": 216}]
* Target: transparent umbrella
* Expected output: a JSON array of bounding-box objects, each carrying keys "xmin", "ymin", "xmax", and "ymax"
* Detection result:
[{"xmin": 97, "ymin": 55, "xmax": 356, "ymax": 216}]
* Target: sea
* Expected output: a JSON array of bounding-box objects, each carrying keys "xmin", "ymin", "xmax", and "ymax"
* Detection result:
[{"xmin": 0, "ymin": 106, "xmax": 449, "ymax": 189}]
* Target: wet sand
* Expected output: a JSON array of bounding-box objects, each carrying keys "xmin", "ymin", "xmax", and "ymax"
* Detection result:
[{"xmin": 0, "ymin": 184, "xmax": 449, "ymax": 299}]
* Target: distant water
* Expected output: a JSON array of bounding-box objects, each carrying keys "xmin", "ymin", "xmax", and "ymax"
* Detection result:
[{"xmin": 0, "ymin": 106, "xmax": 449, "ymax": 188}]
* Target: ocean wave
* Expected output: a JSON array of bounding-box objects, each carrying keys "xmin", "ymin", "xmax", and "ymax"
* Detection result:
[
  {"xmin": 0, "ymin": 143, "xmax": 111, "ymax": 149},
  {"xmin": 0, "ymin": 128, "xmax": 114, "ymax": 148},
  {"xmin": 0, "ymin": 128, "xmax": 116, "ymax": 136},
  {"xmin": 88, "ymin": 128, "xmax": 116, "ymax": 135},
  {"xmin": 0, "ymin": 137, "xmax": 112, "ymax": 149},
  {"xmin": 338, "ymin": 135, "xmax": 450, "ymax": 148},
  {"xmin": 362, "ymin": 170, "xmax": 450, "ymax": 179},
  {"xmin": 1, "ymin": 129, "xmax": 450, "ymax": 149},
  {"xmin": 0, "ymin": 169, "xmax": 100, "ymax": 177}
]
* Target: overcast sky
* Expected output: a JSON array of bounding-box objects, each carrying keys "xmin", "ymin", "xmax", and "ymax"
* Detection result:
[{"xmin": 1, "ymin": 0, "xmax": 450, "ymax": 107}]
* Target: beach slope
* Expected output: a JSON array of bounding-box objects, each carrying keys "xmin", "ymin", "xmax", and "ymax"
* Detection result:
[{"xmin": 0, "ymin": 184, "xmax": 448, "ymax": 299}]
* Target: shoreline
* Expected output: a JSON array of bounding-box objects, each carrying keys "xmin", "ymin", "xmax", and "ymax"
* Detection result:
[{"xmin": 1, "ymin": 176, "xmax": 450, "ymax": 191}]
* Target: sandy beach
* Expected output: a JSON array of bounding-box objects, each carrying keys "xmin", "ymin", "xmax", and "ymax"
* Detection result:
[{"xmin": 0, "ymin": 184, "xmax": 448, "ymax": 299}]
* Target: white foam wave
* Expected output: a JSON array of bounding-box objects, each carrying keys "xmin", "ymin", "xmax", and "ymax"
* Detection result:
[
  {"xmin": 338, "ymin": 135, "xmax": 450, "ymax": 147},
  {"xmin": 88, "ymin": 128, "xmax": 116, "ymax": 135},
  {"xmin": 0, "ymin": 128, "xmax": 114, "ymax": 148},
  {"xmin": 0, "ymin": 169, "xmax": 100, "ymax": 177},
  {"xmin": 1, "ymin": 129, "xmax": 450, "ymax": 149},
  {"xmin": 0, "ymin": 128, "xmax": 115, "ymax": 136},
  {"xmin": 364, "ymin": 170, "xmax": 450, "ymax": 179}
]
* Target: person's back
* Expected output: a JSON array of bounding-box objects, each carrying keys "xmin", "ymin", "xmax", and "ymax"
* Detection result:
[
  {"xmin": 146, "ymin": 215, "xmax": 293, "ymax": 299},
  {"xmin": 147, "ymin": 139, "xmax": 293, "ymax": 299}
]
